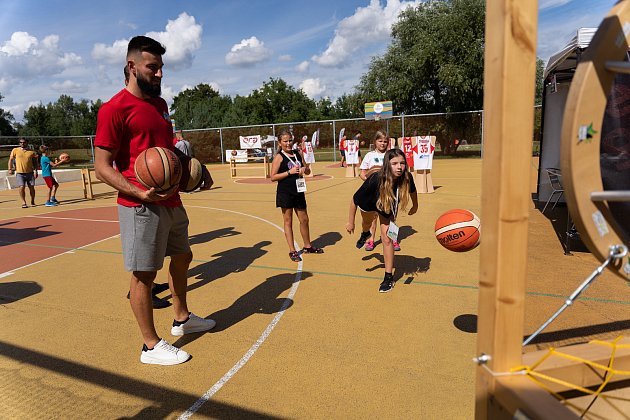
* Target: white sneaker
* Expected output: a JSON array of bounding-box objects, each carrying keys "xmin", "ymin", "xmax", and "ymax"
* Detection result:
[
  {"xmin": 171, "ymin": 313, "xmax": 216, "ymax": 336},
  {"xmin": 140, "ymin": 339, "xmax": 190, "ymax": 365}
]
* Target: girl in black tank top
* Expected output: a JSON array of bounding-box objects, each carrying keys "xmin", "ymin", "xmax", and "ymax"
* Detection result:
[{"xmin": 270, "ymin": 130, "xmax": 324, "ymax": 262}]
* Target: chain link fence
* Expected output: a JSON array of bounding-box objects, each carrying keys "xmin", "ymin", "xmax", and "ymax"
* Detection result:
[{"xmin": 0, "ymin": 107, "xmax": 542, "ymax": 167}]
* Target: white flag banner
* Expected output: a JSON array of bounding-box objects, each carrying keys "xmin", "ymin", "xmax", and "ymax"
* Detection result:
[
  {"xmin": 345, "ymin": 139, "xmax": 360, "ymax": 165},
  {"xmin": 413, "ymin": 136, "xmax": 435, "ymax": 170},
  {"xmin": 303, "ymin": 141, "xmax": 316, "ymax": 163},
  {"xmin": 226, "ymin": 149, "xmax": 248, "ymax": 163},
  {"xmin": 239, "ymin": 135, "xmax": 262, "ymax": 149}
]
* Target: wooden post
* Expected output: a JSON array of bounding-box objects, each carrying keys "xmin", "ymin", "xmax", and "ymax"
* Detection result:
[
  {"xmin": 345, "ymin": 164, "xmax": 356, "ymax": 178},
  {"xmin": 475, "ymin": 1, "xmax": 538, "ymax": 419}
]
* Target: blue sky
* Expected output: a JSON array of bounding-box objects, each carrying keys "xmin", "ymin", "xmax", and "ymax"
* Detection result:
[{"xmin": 0, "ymin": 0, "xmax": 617, "ymax": 122}]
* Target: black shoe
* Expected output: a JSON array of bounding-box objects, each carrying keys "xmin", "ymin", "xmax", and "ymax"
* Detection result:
[
  {"xmin": 356, "ymin": 231, "xmax": 371, "ymax": 249},
  {"xmin": 152, "ymin": 295, "xmax": 171, "ymax": 309},
  {"xmin": 152, "ymin": 282, "xmax": 169, "ymax": 294},
  {"xmin": 379, "ymin": 277, "xmax": 395, "ymax": 293}
]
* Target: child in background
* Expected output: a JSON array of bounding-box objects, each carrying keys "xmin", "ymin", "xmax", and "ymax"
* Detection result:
[
  {"xmin": 358, "ymin": 130, "xmax": 389, "ymax": 251},
  {"xmin": 347, "ymin": 149, "xmax": 418, "ymax": 293},
  {"xmin": 271, "ymin": 129, "xmax": 324, "ymax": 262},
  {"xmin": 39, "ymin": 146, "xmax": 67, "ymax": 206}
]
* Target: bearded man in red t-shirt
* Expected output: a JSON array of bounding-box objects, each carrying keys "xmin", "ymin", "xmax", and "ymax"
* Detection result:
[{"xmin": 94, "ymin": 35, "xmax": 214, "ymax": 366}]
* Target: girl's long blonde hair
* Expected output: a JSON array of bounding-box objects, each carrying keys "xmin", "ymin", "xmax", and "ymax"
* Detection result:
[{"xmin": 376, "ymin": 149, "xmax": 411, "ymax": 216}]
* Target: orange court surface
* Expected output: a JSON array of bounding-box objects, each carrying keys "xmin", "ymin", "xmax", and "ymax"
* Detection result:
[{"xmin": 1, "ymin": 158, "xmax": 629, "ymax": 419}]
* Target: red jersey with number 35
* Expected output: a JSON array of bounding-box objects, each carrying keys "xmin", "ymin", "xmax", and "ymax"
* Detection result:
[{"xmin": 95, "ymin": 89, "xmax": 182, "ymax": 207}]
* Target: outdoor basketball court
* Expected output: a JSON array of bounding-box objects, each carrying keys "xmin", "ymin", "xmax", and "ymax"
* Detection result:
[{"xmin": 0, "ymin": 159, "xmax": 628, "ymax": 418}]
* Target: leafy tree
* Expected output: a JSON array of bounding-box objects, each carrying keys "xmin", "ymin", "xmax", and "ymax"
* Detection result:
[
  {"xmin": 171, "ymin": 84, "xmax": 233, "ymax": 129},
  {"xmin": 248, "ymin": 78, "xmax": 315, "ymax": 124},
  {"xmin": 332, "ymin": 93, "xmax": 364, "ymax": 118},
  {"xmin": 21, "ymin": 103, "xmax": 49, "ymax": 136},
  {"xmin": 535, "ymin": 58, "xmax": 545, "ymax": 105},
  {"xmin": 356, "ymin": 0, "xmax": 485, "ymax": 114},
  {"xmin": 0, "ymin": 93, "xmax": 17, "ymax": 136}
]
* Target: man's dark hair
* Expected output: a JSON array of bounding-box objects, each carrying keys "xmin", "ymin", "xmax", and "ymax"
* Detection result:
[{"xmin": 127, "ymin": 36, "xmax": 166, "ymax": 57}]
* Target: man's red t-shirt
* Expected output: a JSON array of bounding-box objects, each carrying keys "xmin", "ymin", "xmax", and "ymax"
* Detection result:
[{"xmin": 95, "ymin": 89, "xmax": 182, "ymax": 207}]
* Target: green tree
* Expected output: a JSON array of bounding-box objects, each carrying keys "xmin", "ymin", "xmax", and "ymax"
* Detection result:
[
  {"xmin": 248, "ymin": 78, "xmax": 315, "ymax": 124},
  {"xmin": 21, "ymin": 103, "xmax": 49, "ymax": 136},
  {"xmin": 356, "ymin": 0, "xmax": 486, "ymax": 114},
  {"xmin": 535, "ymin": 57, "xmax": 545, "ymax": 105},
  {"xmin": 171, "ymin": 84, "xmax": 233, "ymax": 129},
  {"xmin": 0, "ymin": 93, "xmax": 17, "ymax": 136},
  {"xmin": 332, "ymin": 93, "xmax": 364, "ymax": 118}
]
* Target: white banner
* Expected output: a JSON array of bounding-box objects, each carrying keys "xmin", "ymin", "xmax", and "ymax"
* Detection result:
[
  {"xmin": 345, "ymin": 139, "xmax": 360, "ymax": 165},
  {"xmin": 239, "ymin": 135, "xmax": 262, "ymax": 149},
  {"xmin": 413, "ymin": 136, "xmax": 435, "ymax": 170},
  {"xmin": 303, "ymin": 142, "xmax": 316, "ymax": 164},
  {"xmin": 226, "ymin": 149, "xmax": 248, "ymax": 163}
]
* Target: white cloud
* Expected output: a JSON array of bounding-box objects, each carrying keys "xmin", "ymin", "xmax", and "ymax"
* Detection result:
[
  {"xmin": 278, "ymin": 54, "xmax": 292, "ymax": 62},
  {"xmin": 225, "ymin": 36, "xmax": 272, "ymax": 67},
  {"xmin": 299, "ymin": 78, "xmax": 326, "ymax": 98},
  {"xmin": 146, "ymin": 12, "xmax": 203, "ymax": 70},
  {"xmin": 0, "ymin": 31, "xmax": 83, "ymax": 93},
  {"xmin": 92, "ymin": 13, "xmax": 203, "ymax": 71},
  {"xmin": 295, "ymin": 60, "xmax": 309, "ymax": 73},
  {"xmin": 0, "ymin": 32, "xmax": 37, "ymax": 56},
  {"xmin": 539, "ymin": 0, "xmax": 572, "ymax": 10},
  {"xmin": 91, "ymin": 39, "xmax": 128, "ymax": 65},
  {"xmin": 51, "ymin": 80, "xmax": 87, "ymax": 93},
  {"xmin": 312, "ymin": 0, "xmax": 419, "ymax": 68}
]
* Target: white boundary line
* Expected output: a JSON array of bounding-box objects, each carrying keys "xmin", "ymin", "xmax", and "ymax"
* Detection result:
[
  {"xmin": 25, "ymin": 215, "xmax": 119, "ymax": 223},
  {"xmin": 178, "ymin": 206, "xmax": 303, "ymax": 420},
  {"xmin": 0, "ymin": 235, "xmax": 119, "ymax": 278}
]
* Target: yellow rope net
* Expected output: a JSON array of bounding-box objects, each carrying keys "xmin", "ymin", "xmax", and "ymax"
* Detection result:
[{"xmin": 512, "ymin": 337, "xmax": 630, "ymax": 416}]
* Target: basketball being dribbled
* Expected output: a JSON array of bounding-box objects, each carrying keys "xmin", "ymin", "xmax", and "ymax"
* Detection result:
[
  {"xmin": 59, "ymin": 152, "xmax": 70, "ymax": 162},
  {"xmin": 435, "ymin": 209, "xmax": 480, "ymax": 252},
  {"xmin": 180, "ymin": 157, "xmax": 203, "ymax": 192},
  {"xmin": 134, "ymin": 147, "xmax": 182, "ymax": 192}
]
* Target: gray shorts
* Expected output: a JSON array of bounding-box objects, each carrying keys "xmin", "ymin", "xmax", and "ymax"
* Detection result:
[
  {"xmin": 118, "ymin": 204, "xmax": 191, "ymax": 272},
  {"xmin": 16, "ymin": 172, "xmax": 35, "ymax": 187}
]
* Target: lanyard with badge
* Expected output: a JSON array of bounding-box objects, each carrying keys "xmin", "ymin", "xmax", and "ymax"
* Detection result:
[
  {"xmin": 285, "ymin": 151, "xmax": 307, "ymax": 193},
  {"xmin": 387, "ymin": 188, "xmax": 399, "ymax": 241}
]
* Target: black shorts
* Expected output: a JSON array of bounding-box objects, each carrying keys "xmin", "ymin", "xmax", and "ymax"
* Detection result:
[{"xmin": 276, "ymin": 192, "xmax": 307, "ymax": 209}]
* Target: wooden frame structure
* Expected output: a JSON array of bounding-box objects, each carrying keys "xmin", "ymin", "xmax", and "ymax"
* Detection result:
[
  {"xmin": 80, "ymin": 167, "xmax": 104, "ymax": 199},
  {"xmin": 475, "ymin": 1, "xmax": 630, "ymax": 418},
  {"xmin": 229, "ymin": 156, "xmax": 270, "ymax": 179},
  {"xmin": 560, "ymin": 3, "xmax": 630, "ymax": 281}
]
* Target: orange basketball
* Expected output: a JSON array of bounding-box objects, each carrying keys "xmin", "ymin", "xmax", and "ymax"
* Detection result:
[
  {"xmin": 179, "ymin": 157, "xmax": 203, "ymax": 192},
  {"xmin": 134, "ymin": 147, "xmax": 182, "ymax": 192},
  {"xmin": 59, "ymin": 152, "xmax": 70, "ymax": 162},
  {"xmin": 434, "ymin": 209, "xmax": 480, "ymax": 252}
]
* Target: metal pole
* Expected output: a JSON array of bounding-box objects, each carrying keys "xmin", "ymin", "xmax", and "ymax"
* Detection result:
[
  {"xmin": 89, "ymin": 136, "xmax": 95, "ymax": 164},
  {"xmin": 219, "ymin": 129, "xmax": 224, "ymax": 164},
  {"xmin": 332, "ymin": 120, "xmax": 337, "ymax": 162},
  {"xmin": 402, "ymin": 114, "xmax": 405, "ymax": 138},
  {"xmin": 272, "ymin": 124, "xmax": 275, "ymax": 137}
]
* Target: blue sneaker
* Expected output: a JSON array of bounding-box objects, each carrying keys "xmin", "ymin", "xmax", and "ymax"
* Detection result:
[
  {"xmin": 45, "ymin": 200, "xmax": 55, "ymax": 207},
  {"xmin": 51, "ymin": 198, "xmax": 59, "ymax": 204}
]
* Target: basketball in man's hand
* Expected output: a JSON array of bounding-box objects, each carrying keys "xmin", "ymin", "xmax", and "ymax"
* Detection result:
[
  {"xmin": 180, "ymin": 157, "xmax": 204, "ymax": 192},
  {"xmin": 434, "ymin": 209, "xmax": 480, "ymax": 252},
  {"xmin": 59, "ymin": 152, "xmax": 70, "ymax": 162},
  {"xmin": 134, "ymin": 147, "xmax": 182, "ymax": 192}
]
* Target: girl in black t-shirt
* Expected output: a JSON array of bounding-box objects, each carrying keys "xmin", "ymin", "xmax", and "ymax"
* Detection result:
[
  {"xmin": 271, "ymin": 130, "xmax": 324, "ymax": 262},
  {"xmin": 346, "ymin": 149, "xmax": 418, "ymax": 292}
]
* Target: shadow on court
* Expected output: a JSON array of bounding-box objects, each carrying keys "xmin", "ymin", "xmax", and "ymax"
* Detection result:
[
  {"xmin": 0, "ymin": 281, "xmax": 42, "ymax": 303},
  {"xmin": 184, "ymin": 240, "xmax": 271, "ymax": 293},
  {"xmin": 0, "ymin": 224, "xmax": 59, "ymax": 247},
  {"xmin": 362, "ymin": 253, "xmax": 431, "ymax": 282},
  {"xmin": 311, "ymin": 231, "xmax": 342, "ymax": 249},
  {"xmin": 0, "ymin": 340, "xmax": 282, "ymax": 419},
  {"xmin": 173, "ymin": 272, "xmax": 313, "ymax": 348},
  {"xmin": 189, "ymin": 226, "xmax": 241, "ymax": 246}
]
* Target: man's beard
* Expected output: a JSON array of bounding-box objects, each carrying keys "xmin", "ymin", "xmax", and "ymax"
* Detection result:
[{"xmin": 137, "ymin": 73, "xmax": 161, "ymax": 98}]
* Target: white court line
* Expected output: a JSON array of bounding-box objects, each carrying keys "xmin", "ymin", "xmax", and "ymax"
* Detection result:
[
  {"xmin": 178, "ymin": 206, "xmax": 304, "ymax": 420},
  {"xmin": 25, "ymin": 215, "xmax": 119, "ymax": 223},
  {"xmin": 0, "ymin": 235, "xmax": 120, "ymax": 278}
]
